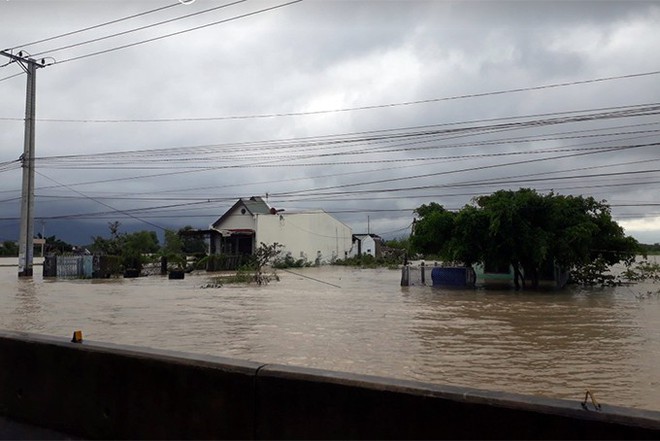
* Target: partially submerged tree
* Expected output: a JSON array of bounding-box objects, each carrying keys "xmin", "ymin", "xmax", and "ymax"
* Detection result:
[
  {"xmin": 253, "ymin": 242, "xmax": 283, "ymax": 285},
  {"xmin": 90, "ymin": 222, "xmax": 160, "ymax": 274},
  {"xmin": 411, "ymin": 189, "xmax": 640, "ymax": 289}
]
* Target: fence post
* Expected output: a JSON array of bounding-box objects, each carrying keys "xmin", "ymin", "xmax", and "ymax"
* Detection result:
[{"xmin": 400, "ymin": 265, "xmax": 410, "ymax": 286}]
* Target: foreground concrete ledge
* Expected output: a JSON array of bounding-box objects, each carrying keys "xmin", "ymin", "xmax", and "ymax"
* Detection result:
[
  {"xmin": 256, "ymin": 363, "xmax": 660, "ymax": 438},
  {"xmin": 258, "ymin": 363, "xmax": 660, "ymax": 425},
  {"xmin": 0, "ymin": 330, "xmax": 261, "ymax": 439},
  {"xmin": 2, "ymin": 330, "xmax": 660, "ymax": 439},
  {"xmin": 0, "ymin": 330, "xmax": 263, "ymax": 373}
]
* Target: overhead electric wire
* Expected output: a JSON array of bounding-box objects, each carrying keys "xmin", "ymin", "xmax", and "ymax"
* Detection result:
[
  {"xmin": 23, "ymin": 153, "xmax": 660, "ymax": 221},
  {"xmin": 29, "ymin": 0, "xmax": 249, "ymax": 57},
  {"xmin": 3, "ymin": 70, "xmax": 659, "ymax": 122},
  {"xmin": 7, "ymin": 2, "xmax": 182, "ymax": 50},
  {"xmin": 24, "ymin": 129, "xmax": 660, "ymax": 195},
  {"xmin": 275, "ymin": 143, "xmax": 656, "ymax": 197},
  {"xmin": 32, "ymin": 145, "xmax": 636, "ymax": 170},
  {"xmin": 0, "ymin": 72, "xmax": 24, "ymax": 83},
  {"xmin": 53, "ymin": 0, "xmax": 304, "ymax": 64},
  {"xmin": 28, "ymin": 102, "xmax": 660, "ymax": 165},
  {"xmin": 35, "ymin": 170, "xmax": 168, "ymax": 232}
]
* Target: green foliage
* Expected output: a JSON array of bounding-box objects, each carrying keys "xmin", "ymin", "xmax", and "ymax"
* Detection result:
[
  {"xmin": 222, "ymin": 268, "xmax": 254, "ymax": 284},
  {"xmin": 252, "ymin": 242, "xmax": 283, "ymax": 285},
  {"xmin": 335, "ymin": 254, "xmax": 378, "ymax": 268},
  {"xmin": 89, "ymin": 222, "xmax": 161, "ymax": 274},
  {"xmin": 254, "ymin": 242, "xmax": 283, "ymax": 270},
  {"xmin": 203, "ymin": 254, "xmax": 256, "ymax": 271},
  {"xmin": 621, "ymin": 260, "xmax": 660, "ymax": 282},
  {"xmin": 179, "ymin": 225, "xmax": 207, "ymax": 254},
  {"xmin": 100, "ymin": 255, "xmax": 122, "ymax": 277},
  {"xmin": 161, "ymin": 229, "xmax": 186, "ymax": 270},
  {"xmin": 38, "ymin": 234, "xmax": 74, "ymax": 254},
  {"xmin": 333, "ymin": 253, "xmax": 401, "ymax": 269},
  {"xmin": 272, "ymin": 252, "xmax": 310, "ymax": 268},
  {"xmin": 385, "ymin": 236, "xmax": 410, "ymax": 251},
  {"xmin": 568, "ymin": 257, "xmax": 618, "ymax": 286},
  {"xmin": 411, "ymin": 189, "xmax": 640, "ymax": 289},
  {"xmin": 639, "ymin": 243, "xmax": 660, "ymax": 255},
  {"xmin": 0, "ymin": 241, "xmax": 18, "ymax": 256}
]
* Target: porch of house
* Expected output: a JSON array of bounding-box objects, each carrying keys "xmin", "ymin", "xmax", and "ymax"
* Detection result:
[{"xmin": 206, "ymin": 229, "xmax": 256, "ymax": 271}]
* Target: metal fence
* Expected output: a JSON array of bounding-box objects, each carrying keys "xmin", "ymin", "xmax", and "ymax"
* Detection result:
[{"xmin": 43, "ymin": 255, "xmax": 104, "ymax": 278}]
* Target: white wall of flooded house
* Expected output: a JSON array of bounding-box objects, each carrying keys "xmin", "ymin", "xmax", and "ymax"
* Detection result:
[
  {"xmin": 349, "ymin": 235, "xmax": 377, "ymax": 258},
  {"xmin": 255, "ymin": 211, "xmax": 353, "ymax": 264},
  {"xmin": 210, "ymin": 206, "xmax": 258, "ymax": 253},
  {"xmin": 213, "ymin": 206, "xmax": 257, "ymax": 231}
]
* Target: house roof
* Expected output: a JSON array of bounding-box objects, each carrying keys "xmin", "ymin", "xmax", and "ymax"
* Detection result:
[
  {"xmin": 242, "ymin": 196, "xmax": 271, "ymax": 215},
  {"xmin": 353, "ymin": 233, "xmax": 382, "ymax": 240},
  {"xmin": 211, "ymin": 196, "xmax": 271, "ymax": 229}
]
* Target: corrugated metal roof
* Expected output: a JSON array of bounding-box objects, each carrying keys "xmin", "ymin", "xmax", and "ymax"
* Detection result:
[
  {"xmin": 243, "ymin": 196, "xmax": 271, "ymax": 215},
  {"xmin": 211, "ymin": 196, "xmax": 271, "ymax": 229}
]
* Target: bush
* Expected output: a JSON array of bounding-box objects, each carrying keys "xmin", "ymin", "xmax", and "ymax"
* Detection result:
[{"xmin": 272, "ymin": 252, "xmax": 310, "ymax": 268}]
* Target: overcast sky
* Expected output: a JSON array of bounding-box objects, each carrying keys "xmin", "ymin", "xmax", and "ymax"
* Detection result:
[{"xmin": 1, "ymin": 0, "xmax": 659, "ymax": 245}]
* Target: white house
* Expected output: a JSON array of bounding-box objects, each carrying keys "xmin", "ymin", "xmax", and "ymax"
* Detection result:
[
  {"xmin": 349, "ymin": 234, "xmax": 383, "ymax": 258},
  {"xmin": 209, "ymin": 196, "xmax": 353, "ymax": 264}
]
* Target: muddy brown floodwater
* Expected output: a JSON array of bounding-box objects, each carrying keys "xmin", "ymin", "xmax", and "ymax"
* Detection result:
[{"xmin": 1, "ymin": 257, "xmax": 660, "ymax": 411}]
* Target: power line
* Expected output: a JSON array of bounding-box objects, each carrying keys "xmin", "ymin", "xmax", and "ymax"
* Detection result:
[
  {"xmin": 7, "ymin": 2, "xmax": 182, "ymax": 50},
  {"xmin": 25, "ymin": 102, "xmax": 660, "ymax": 164},
  {"xmin": 30, "ymin": 156, "xmax": 660, "ymax": 204},
  {"xmin": 54, "ymin": 0, "xmax": 304, "ymax": 64},
  {"xmin": 36, "ymin": 171, "xmax": 168, "ymax": 232},
  {"xmin": 3, "ymin": 72, "xmax": 659, "ymax": 122},
  {"xmin": 276, "ymin": 143, "xmax": 657, "ymax": 197},
  {"xmin": 16, "ymin": 161, "xmax": 660, "ymax": 223},
  {"xmin": 0, "ymin": 72, "xmax": 24, "ymax": 83},
  {"xmin": 30, "ymin": 0, "xmax": 248, "ymax": 57}
]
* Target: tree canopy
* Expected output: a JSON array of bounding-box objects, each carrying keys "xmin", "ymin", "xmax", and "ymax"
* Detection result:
[
  {"xmin": 90, "ymin": 222, "xmax": 160, "ymax": 272},
  {"xmin": 410, "ymin": 189, "xmax": 640, "ymax": 288}
]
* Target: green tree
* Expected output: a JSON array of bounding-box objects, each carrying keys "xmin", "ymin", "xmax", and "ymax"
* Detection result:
[
  {"xmin": 384, "ymin": 236, "xmax": 410, "ymax": 251},
  {"xmin": 179, "ymin": 225, "xmax": 207, "ymax": 254},
  {"xmin": 253, "ymin": 242, "xmax": 283, "ymax": 285},
  {"xmin": 162, "ymin": 229, "xmax": 185, "ymax": 270},
  {"xmin": 410, "ymin": 203, "xmax": 456, "ymax": 257},
  {"xmin": 0, "ymin": 241, "xmax": 18, "ymax": 256},
  {"xmin": 89, "ymin": 222, "xmax": 160, "ymax": 274},
  {"xmin": 39, "ymin": 234, "xmax": 73, "ymax": 254},
  {"xmin": 90, "ymin": 221, "xmax": 124, "ymax": 256},
  {"xmin": 122, "ymin": 230, "xmax": 159, "ymax": 271},
  {"xmin": 411, "ymin": 189, "xmax": 640, "ymax": 289}
]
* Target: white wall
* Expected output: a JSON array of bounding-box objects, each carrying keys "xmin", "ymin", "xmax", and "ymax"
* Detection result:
[
  {"xmin": 255, "ymin": 211, "xmax": 352, "ymax": 264},
  {"xmin": 349, "ymin": 235, "xmax": 377, "ymax": 258},
  {"xmin": 213, "ymin": 206, "xmax": 257, "ymax": 231},
  {"xmin": 211, "ymin": 205, "xmax": 257, "ymax": 252}
]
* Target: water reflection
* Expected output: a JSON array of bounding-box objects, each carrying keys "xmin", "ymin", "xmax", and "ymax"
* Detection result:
[{"xmin": 13, "ymin": 278, "xmax": 43, "ymax": 332}]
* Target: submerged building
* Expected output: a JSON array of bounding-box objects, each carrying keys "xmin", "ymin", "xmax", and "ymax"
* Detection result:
[{"xmin": 209, "ymin": 196, "xmax": 353, "ymax": 265}]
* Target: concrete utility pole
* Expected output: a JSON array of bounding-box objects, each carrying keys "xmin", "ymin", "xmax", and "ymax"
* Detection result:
[{"xmin": 0, "ymin": 50, "xmax": 46, "ymax": 277}]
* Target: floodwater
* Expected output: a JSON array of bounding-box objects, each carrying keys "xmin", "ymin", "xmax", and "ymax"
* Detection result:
[{"xmin": 1, "ymin": 257, "xmax": 660, "ymax": 411}]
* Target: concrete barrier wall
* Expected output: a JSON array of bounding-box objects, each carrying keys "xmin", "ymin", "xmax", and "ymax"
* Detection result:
[
  {"xmin": 0, "ymin": 331, "xmax": 260, "ymax": 439},
  {"xmin": 2, "ymin": 330, "xmax": 660, "ymax": 439}
]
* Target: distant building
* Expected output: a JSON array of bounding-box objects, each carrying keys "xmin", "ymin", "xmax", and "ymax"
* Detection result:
[
  {"xmin": 209, "ymin": 196, "xmax": 353, "ymax": 264},
  {"xmin": 349, "ymin": 234, "xmax": 383, "ymax": 258}
]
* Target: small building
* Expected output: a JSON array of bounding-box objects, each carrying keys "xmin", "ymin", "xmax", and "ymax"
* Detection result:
[
  {"xmin": 349, "ymin": 234, "xmax": 383, "ymax": 258},
  {"xmin": 209, "ymin": 196, "xmax": 353, "ymax": 265}
]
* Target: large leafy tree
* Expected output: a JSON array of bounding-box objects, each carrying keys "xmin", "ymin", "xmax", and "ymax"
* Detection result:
[
  {"xmin": 179, "ymin": 225, "xmax": 207, "ymax": 254},
  {"xmin": 411, "ymin": 189, "xmax": 640, "ymax": 289},
  {"xmin": 90, "ymin": 222, "xmax": 160, "ymax": 272},
  {"xmin": 0, "ymin": 241, "xmax": 18, "ymax": 256}
]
